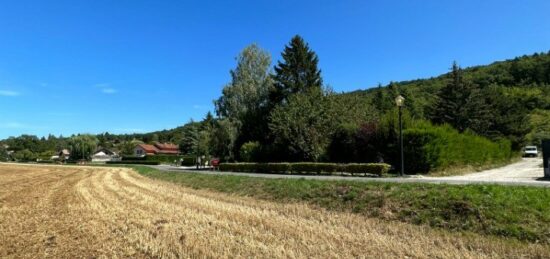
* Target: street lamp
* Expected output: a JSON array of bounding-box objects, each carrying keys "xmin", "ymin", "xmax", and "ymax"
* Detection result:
[{"xmin": 395, "ymin": 95, "xmax": 405, "ymax": 176}]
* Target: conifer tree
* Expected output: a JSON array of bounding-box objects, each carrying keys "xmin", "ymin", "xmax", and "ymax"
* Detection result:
[
  {"xmin": 432, "ymin": 61, "xmax": 492, "ymax": 133},
  {"xmin": 431, "ymin": 62, "xmax": 470, "ymax": 131},
  {"xmin": 270, "ymin": 35, "xmax": 323, "ymax": 106}
]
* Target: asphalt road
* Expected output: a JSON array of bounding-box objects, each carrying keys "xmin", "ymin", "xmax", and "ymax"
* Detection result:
[{"xmin": 148, "ymin": 158, "xmax": 550, "ymax": 187}]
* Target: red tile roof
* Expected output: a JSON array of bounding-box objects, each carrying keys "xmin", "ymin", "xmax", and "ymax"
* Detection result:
[
  {"xmin": 137, "ymin": 143, "xmax": 179, "ymax": 155},
  {"xmin": 154, "ymin": 142, "xmax": 179, "ymax": 151},
  {"xmin": 137, "ymin": 144, "xmax": 158, "ymax": 154}
]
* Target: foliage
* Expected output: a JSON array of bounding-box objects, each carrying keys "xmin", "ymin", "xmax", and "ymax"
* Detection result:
[
  {"xmin": 179, "ymin": 122, "xmax": 200, "ymax": 155},
  {"xmin": 117, "ymin": 139, "xmax": 143, "ymax": 156},
  {"xmin": 214, "ymin": 44, "xmax": 272, "ymax": 149},
  {"xmin": 431, "ymin": 62, "xmax": 491, "ymax": 133},
  {"xmin": 526, "ymin": 109, "xmax": 550, "ymax": 145},
  {"xmin": 239, "ymin": 141, "xmax": 260, "ymax": 162},
  {"xmin": 146, "ymin": 155, "xmax": 195, "ymax": 165},
  {"xmin": 68, "ymin": 134, "xmax": 98, "ymax": 161},
  {"xmin": 403, "ymin": 122, "xmax": 513, "ymax": 173},
  {"xmin": 0, "ymin": 145, "xmax": 9, "ymax": 161},
  {"xmin": 326, "ymin": 124, "xmax": 359, "ymax": 163},
  {"xmin": 270, "ymin": 35, "xmax": 323, "ymax": 106},
  {"xmin": 269, "ymin": 89, "xmax": 334, "ymax": 161},
  {"xmin": 12, "ymin": 149, "xmax": 37, "ymax": 162},
  {"xmin": 208, "ymin": 119, "xmax": 237, "ymax": 161},
  {"xmin": 218, "ymin": 162, "xmax": 390, "ymax": 176}
]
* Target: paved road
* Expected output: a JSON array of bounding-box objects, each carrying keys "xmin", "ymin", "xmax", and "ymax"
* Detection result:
[{"xmin": 149, "ymin": 158, "xmax": 550, "ymax": 187}]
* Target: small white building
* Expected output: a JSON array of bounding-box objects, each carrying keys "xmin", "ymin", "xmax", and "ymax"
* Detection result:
[{"xmin": 91, "ymin": 149, "xmax": 121, "ymax": 162}]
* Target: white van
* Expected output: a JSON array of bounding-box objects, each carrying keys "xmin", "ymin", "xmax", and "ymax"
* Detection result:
[{"xmin": 523, "ymin": 146, "xmax": 538, "ymax": 157}]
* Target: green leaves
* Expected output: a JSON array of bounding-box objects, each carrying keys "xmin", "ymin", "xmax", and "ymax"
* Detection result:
[
  {"xmin": 68, "ymin": 134, "xmax": 99, "ymax": 160},
  {"xmin": 271, "ymin": 35, "xmax": 323, "ymax": 106}
]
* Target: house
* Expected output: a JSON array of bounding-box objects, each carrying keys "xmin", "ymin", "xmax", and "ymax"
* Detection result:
[
  {"xmin": 91, "ymin": 148, "xmax": 121, "ymax": 162},
  {"xmin": 134, "ymin": 142, "xmax": 180, "ymax": 156},
  {"xmin": 59, "ymin": 149, "xmax": 70, "ymax": 161}
]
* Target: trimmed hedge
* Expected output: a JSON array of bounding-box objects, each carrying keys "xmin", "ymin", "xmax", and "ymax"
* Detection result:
[
  {"xmin": 403, "ymin": 123, "xmax": 513, "ymax": 174},
  {"xmin": 122, "ymin": 156, "xmax": 147, "ymax": 161},
  {"xmin": 219, "ymin": 162, "xmax": 390, "ymax": 176},
  {"xmin": 106, "ymin": 161, "xmax": 160, "ymax": 165}
]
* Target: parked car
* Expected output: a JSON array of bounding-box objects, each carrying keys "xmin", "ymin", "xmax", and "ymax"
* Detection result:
[{"xmin": 523, "ymin": 146, "xmax": 538, "ymax": 157}]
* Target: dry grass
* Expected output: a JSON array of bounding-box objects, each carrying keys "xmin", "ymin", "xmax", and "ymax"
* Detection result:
[{"xmin": 0, "ymin": 163, "xmax": 548, "ymax": 258}]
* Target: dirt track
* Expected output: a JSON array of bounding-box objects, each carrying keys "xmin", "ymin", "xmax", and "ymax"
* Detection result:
[{"xmin": 1, "ymin": 163, "xmax": 548, "ymax": 258}]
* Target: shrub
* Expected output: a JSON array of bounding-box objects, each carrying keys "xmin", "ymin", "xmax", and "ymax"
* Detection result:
[
  {"xmin": 106, "ymin": 161, "xmax": 160, "ymax": 165},
  {"xmin": 403, "ymin": 122, "xmax": 513, "ymax": 174},
  {"xmin": 291, "ymin": 163, "xmax": 339, "ymax": 175},
  {"xmin": 122, "ymin": 156, "xmax": 147, "ymax": 161},
  {"xmin": 240, "ymin": 142, "xmax": 261, "ymax": 162},
  {"xmin": 219, "ymin": 162, "xmax": 390, "ymax": 177},
  {"xmin": 267, "ymin": 163, "xmax": 291, "ymax": 173},
  {"xmin": 343, "ymin": 163, "xmax": 390, "ymax": 176}
]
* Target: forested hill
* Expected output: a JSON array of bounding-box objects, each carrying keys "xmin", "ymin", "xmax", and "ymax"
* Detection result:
[
  {"xmin": 350, "ymin": 51, "xmax": 550, "ymax": 116},
  {"xmin": 347, "ymin": 51, "xmax": 550, "ymax": 149}
]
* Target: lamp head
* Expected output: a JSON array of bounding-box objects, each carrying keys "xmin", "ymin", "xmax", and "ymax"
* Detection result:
[{"xmin": 395, "ymin": 95, "xmax": 405, "ymax": 107}]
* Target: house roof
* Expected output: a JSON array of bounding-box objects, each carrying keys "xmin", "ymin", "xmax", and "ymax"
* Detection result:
[
  {"xmin": 137, "ymin": 143, "xmax": 179, "ymax": 155},
  {"xmin": 137, "ymin": 144, "xmax": 158, "ymax": 153},
  {"xmin": 154, "ymin": 142, "xmax": 179, "ymax": 150},
  {"xmin": 60, "ymin": 149, "xmax": 70, "ymax": 155},
  {"xmin": 94, "ymin": 148, "xmax": 116, "ymax": 156}
]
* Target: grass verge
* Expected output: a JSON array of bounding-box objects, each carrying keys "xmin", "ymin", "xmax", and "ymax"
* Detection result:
[{"xmin": 128, "ymin": 165, "xmax": 550, "ymax": 244}]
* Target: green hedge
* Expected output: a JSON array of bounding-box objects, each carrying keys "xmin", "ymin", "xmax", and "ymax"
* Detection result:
[
  {"xmin": 404, "ymin": 123, "xmax": 513, "ymax": 174},
  {"xmin": 219, "ymin": 162, "xmax": 390, "ymax": 176},
  {"xmin": 106, "ymin": 161, "xmax": 160, "ymax": 165},
  {"xmin": 122, "ymin": 156, "xmax": 147, "ymax": 161}
]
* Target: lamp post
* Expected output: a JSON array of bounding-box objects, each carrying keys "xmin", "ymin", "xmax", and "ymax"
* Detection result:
[{"xmin": 395, "ymin": 95, "xmax": 405, "ymax": 176}]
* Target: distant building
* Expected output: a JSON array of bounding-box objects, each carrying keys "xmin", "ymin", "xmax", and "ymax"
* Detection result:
[
  {"xmin": 91, "ymin": 148, "xmax": 121, "ymax": 162},
  {"xmin": 134, "ymin": 142, "xmax": 179, "ymax": 156},
  {"xmin": 59, "ymin": 149, "xmax": 70, "ymax": 161}
]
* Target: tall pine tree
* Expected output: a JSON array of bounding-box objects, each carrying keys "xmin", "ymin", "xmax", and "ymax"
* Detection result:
[
  {"xmin": 270, "ymin": 35, "xmax": 323, "ymax": 107},
  {"xmin": 431, "ymin": 61, "xmax": 492, "ymax": 133},
  {"xmin": 431, "ymin": 62, "xmax": 470, "ymax": 131}
]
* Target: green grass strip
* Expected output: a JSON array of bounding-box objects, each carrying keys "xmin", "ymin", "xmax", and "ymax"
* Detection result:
[{"xmin": 128, "ymin": 165, "xmax": 550, "ymax": 244}]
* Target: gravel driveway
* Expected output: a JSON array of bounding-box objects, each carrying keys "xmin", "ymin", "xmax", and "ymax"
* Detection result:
[{"xmin": 430, "ymin": 158, "xmax": 543, "ymax": 182}]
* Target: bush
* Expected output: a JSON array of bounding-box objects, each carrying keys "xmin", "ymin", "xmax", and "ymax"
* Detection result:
[
  {"xmin": 403, "ymin": 122, "xmax": 513, "ymax": 174},
  {"xmin": 219, "ymin": 162, "xmax": 390, "ymax": 177},
  {"xmin": 106, "ymin": 161, "xmax": 160, "ymax": 165},
  {"xmin": 343, "ymin": 163, "xmax": 390, "ymax": 176},
  {"xmin": 267, "ymin": 163, "xmax": 291, "ymax": 173},
  {"xmin": 240, "ymin": 142, "xmax": 261, "ymax": 162},
  {"xmin": 122, "ymin": 156, "xmax": 147, "ymax": 161},
  {"xmin": 291, "ymin": 163, "xmax": 339, "ymax": 175}
]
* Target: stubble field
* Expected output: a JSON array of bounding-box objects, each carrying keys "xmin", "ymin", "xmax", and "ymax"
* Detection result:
[{"xmin": 0, "ymin": 163, "xmax": 548, "ymax": 258}]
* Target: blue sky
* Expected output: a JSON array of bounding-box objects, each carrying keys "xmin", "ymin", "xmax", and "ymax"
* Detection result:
[{"xmin": 1, "ymin": 0, "xmax": 549, "ymax": 138}]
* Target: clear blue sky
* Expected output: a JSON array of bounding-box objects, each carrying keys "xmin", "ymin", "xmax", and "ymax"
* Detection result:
[{"xmin": 1, "ymin": 0, "xmax": 549, "ymax": 138}]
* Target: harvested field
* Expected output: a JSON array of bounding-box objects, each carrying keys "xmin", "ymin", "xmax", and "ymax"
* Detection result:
[{"xmin": 0, "ymin": 163, "xmax": 548, "ymax": 258}]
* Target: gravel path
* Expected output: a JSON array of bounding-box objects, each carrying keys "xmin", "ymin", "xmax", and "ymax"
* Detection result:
[
  {"xmin": 433, "ymin": 158, "xmax": 543, "ymax": 182},
  {"xmin": 150, "ymin": 158, "xmax": 550, "ymax": 187}
]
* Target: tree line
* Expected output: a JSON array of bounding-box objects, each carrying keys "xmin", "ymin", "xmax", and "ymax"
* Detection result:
[{"xmin": 2, "ymin": 37, "xmax": 549, "ymax": 167}]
